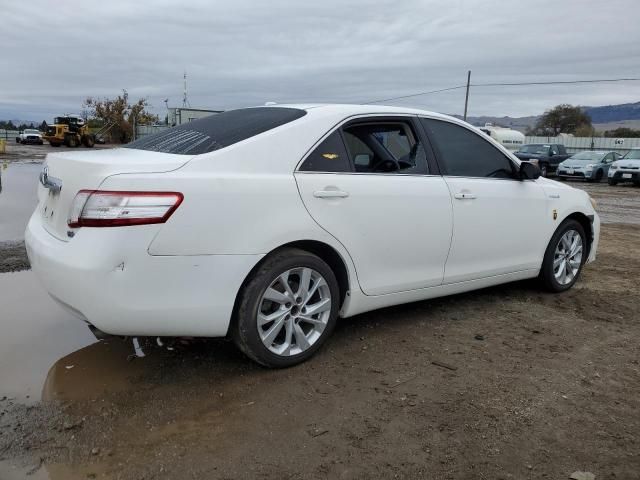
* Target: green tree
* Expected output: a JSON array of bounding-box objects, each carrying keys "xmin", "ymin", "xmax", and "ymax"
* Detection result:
[
  {"xmin": 0, "ymin": 120, "xmax": 17, "ymax": 130},
  {"xmin": 83, "ymin": 90, "xmax": 158, "ymax": 143},
  {"xmin": 532, "ymin": 104, "xmax": 592, "ymax": 136},
  {"xmin": 573, "ymin": 124, "xmax": 597, "ymax": 137}
]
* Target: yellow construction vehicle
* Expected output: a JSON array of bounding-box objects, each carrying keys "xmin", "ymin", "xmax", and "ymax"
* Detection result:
[{"xmin": 43, "ymin": 115, "xmax": 95, "ymax": 148}]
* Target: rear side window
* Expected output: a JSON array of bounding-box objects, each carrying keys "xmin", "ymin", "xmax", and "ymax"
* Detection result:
[
  {"xmin": 421, "ymin": 118, "xmax": 516, "ymax": 179},
  {"xmin": 125, "ymin": 107, "xmax": 306, "ymax": 155},
  {"xmin": 299, "ymin": 131, "xmax": 351, "ymax": 172}
]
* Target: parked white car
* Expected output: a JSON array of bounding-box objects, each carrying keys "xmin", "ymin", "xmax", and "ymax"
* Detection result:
[
  {"xmin": 608, "ymin": 148, "xmax": 640, "ymax": 186},
  {"xmin": 26, "ymin": 105, "xmax": 600, "ymax": 367}
]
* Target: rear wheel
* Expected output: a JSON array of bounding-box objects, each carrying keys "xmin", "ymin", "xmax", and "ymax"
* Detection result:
[
  {"xmin": 539, "ymin": 219, "xmax": 586, "ymax": 292},
  {"xmin": 539, "ymin": 163, "xmax": 549, "ymax": 177},
  {"xmin": 232, "ymin": 248, "xmax": 340, "ymax": 368}
]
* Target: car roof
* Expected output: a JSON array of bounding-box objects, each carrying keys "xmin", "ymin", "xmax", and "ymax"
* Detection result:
[{"xmin": 272, "ymin": 103, "xmax": 461, "ymax": 123}]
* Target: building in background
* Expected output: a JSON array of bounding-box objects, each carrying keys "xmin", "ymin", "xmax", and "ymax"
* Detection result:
[{"xmin": 167, "ymin": 107, "xmax": 223, "ymax": 126}]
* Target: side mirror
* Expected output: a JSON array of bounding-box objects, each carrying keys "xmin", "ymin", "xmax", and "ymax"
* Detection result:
[{"xmin": 520, "ymin": 161, "xmax": 541, "ymax": 180}]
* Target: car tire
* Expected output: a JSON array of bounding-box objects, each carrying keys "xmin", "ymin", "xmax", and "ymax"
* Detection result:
[
  {"xmin": 557, "ymin": 176, "xmax": 566, "ymax": 181},
  {"xmin": 608, "ymin": 178, "xmax": 617, "ymax": 186},
  {"xmin": 595, "ymin": 170, "xmax": 603, "ymax": 182},
  {"xmin": 539, "ymin": 219, "xmax": 587, "ymax": 293},
  {"xmin": 539, "ymin": 163, "xmax": 549, "ymax": 177},
  {"xmin": 232, "ymin": 248, "xmax": 340, "ymax": 368},
  {"xmin": 82, "ymin": 135, "xmax": 95, "ymax": 148}
]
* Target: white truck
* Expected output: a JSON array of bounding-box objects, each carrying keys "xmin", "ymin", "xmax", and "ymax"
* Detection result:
[
  {"xmin": 478, "ymin": 124, "xmax": 525, "ymax": 152},
  {"xmin": 16, "ymin": 129, "xmax": 44, "ymax": 145}
]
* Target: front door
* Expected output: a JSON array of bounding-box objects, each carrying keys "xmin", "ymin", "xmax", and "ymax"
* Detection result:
[
  {"xmin": 420, "ymin": 117, "xmax": 548, "ymax": 284},
  {"xmin": 295, "ymin": 116, "xmax": 453, "ymax": 296}
]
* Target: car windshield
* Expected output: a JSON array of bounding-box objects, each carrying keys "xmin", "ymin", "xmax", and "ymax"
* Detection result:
[
  {"xmin": 519, "ymin": 144, "xmax": 549, "ymax": 154},
  {"xmin": 24, "ymin": 129, "xmax": 39, "ymax": 134},
  {"xmin": 569, "ymin": 152, "xmax": 604, "ymax": 162},
  {"xmin": 624, "ymin": 149, "xmax": 640, "ymax": 159}
]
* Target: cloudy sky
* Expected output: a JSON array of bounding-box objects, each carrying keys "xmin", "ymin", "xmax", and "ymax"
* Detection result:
[{"xmin": 1, "ymin": 0, "xmax": 639, "ymax": 122}]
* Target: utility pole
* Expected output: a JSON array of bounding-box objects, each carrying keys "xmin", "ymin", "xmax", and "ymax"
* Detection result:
[
  {"xmin": 182, "ymin": 71, "xmax": 190, "ymax": 108},
  {"xmin": 463, "ymin": 70, "xmax": 471, "ymax": 121}
]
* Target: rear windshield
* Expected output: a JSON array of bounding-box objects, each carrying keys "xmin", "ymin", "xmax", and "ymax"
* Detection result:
[{"xmin": 125, "ymin": 107, "xmax": 307, "ymax": 155}]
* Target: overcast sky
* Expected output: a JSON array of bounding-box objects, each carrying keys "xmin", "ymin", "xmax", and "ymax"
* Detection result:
[{"xmin": 1, "ymin": 0, "xmax": 639, "ymax": 122}]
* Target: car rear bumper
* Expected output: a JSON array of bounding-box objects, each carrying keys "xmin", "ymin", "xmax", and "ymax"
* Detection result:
[{"xmin": 25, "ymin": 211, "xmax": 263, "ymax": 337}]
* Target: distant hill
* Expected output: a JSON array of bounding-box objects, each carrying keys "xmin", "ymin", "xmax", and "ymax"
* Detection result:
[
  {"xmin": 454, "ymin": 101, "xmax": 640, "ymax": 133},
  {"xmin": 583, "ymin": 102, "xmax": 640, "ymax": 123}
]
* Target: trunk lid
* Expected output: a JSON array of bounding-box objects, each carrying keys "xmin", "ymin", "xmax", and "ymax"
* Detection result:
[{"xmin": 37, "ymin": 148, "xmax": 191, "ymax": 241}]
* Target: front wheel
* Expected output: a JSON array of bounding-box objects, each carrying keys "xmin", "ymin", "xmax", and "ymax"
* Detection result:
[
  {"xmin": 594, "ymin": 170, "xmax": 603, "ymax": 182},
  {"xmin": 232, "ymin": 248, "xmax": 340, "ymax": 368},
  {"xmin": 608, "ymin": 178, "xmax": 617, "ymax": 186},
  {"xmin": 539, "ymin": 219, "xmax": 587, "ymax": 292}
]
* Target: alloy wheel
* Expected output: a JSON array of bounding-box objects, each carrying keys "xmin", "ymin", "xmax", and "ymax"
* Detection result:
[
  {"xmin": 257, "ymin": 267, "xmax": 332, "ymax": 356},
  {"xmin": 553, "ymin": 229, "xmax": 583, "ymax": 285}
]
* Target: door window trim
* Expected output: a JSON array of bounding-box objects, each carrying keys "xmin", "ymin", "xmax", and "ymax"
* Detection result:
[
  {"xmin": 418, "ymin": 116, "xmax": 523, "ymax": 182},
  {"xmin": 295, "ymin": 114, "xmax": 440, "ymax": 177}
]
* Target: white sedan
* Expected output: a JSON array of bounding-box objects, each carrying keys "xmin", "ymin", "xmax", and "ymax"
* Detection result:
[{"xmin": 26, "ymin": 105, "xmax": 600, "ymax": 367}]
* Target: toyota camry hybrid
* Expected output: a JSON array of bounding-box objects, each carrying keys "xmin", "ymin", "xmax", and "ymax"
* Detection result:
[{"xmin": 25, "ymin": 105, "xmax": 600, "ymax": 367}]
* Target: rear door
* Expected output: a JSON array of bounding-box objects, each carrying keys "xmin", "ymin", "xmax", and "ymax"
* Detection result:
[
  {"xmin": 294, "ymin": 116, "xmax": 453, "ymax": 296},
  {"xmin": 419, "ymin": 117, "xmax": 548, "ymax": 284}
]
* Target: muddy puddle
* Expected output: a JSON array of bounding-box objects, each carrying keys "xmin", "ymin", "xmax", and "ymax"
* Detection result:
[
  {"xmin": 0, "ymin": 161, "xmax": 41, "ymax": 242},
  {"xmin": 0, "ymin": 271, "xmax": 97, "ymax": 403}
]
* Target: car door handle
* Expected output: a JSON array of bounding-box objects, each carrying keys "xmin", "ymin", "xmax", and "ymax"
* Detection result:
[
  {"xmin": 314, "ymin": 189, "xmax": 349, "ymax": 199},
  {"xmin": 453, "ymin": 192, "xmax": 476, "ymax": 200}
]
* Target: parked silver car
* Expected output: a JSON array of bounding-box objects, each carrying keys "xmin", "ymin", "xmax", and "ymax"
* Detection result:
[
  {"xmin": 608, "ymin": 148, "xmax": 640, "ymax": 186},
  {"xmin": 557, "ymin": 151, "xmax": 621, "ymax": 182}
]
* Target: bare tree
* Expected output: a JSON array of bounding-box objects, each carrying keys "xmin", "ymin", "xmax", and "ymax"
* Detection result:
[{"xmin": 84, "ymin": 90, "xmax": 158, "ymax": 143}]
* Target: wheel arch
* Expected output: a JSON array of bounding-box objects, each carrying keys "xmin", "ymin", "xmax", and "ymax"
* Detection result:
[
  {"xmin": 560, "ymin": 211, "xmax": 594, "ymax": 259},
  {"xmin": 228, "ymin": 239, "xmax": 352, "ymax": 336}
]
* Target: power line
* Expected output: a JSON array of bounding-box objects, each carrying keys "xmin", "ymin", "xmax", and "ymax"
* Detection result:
[
  {"xmin": 363, "ymin": 77, "xmax": 640, "ymax": 105},
  {"xmin": 472, "ymin": 77, "xmax": 640, "ymax": 87},
  {"xmin": 362, "ymin": 85, "xmax": 466, "ymax": 104}
]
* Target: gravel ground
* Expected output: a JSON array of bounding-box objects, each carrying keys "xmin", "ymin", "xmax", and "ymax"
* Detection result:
[
  {"xmin": 0, "ymin": 180, "xmax": 639, "ymax": 480},
  {"xmin": 0, "ymin": 241, "xmax": 29, "ymax": 272}
]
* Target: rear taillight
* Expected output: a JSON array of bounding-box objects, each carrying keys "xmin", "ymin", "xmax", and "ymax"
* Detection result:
[{"xmin": 67, "ymin": 190, "xmax": 183, "ymax": 228}]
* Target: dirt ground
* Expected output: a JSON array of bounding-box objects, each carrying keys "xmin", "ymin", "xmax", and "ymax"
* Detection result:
[{"xmin": 1, "ymin": 179, "xmax": 639, "ymax": 480}]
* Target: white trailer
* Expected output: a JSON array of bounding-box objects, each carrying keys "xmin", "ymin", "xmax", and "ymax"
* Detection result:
[{"xmin": 478, "ymin": 124, "xmax": 525, "ymax": 152}]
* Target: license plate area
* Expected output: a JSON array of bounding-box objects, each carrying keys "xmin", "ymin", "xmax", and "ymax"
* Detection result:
[
  {"xmin": 622, "ymin": 173, "xmax": 632, "ymax": 179},
  {"xmin": 567, "ymin": 168, "xmax": 575, "ymax": 174}
]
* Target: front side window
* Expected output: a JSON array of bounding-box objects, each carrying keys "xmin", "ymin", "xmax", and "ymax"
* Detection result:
[
  {"xmin": 421, "ymin": 118, "xmax": 516, "ymax": 179},
  {"xmin": 342, "ymin": 121, "xmax": 427, "ymax": 174}
]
